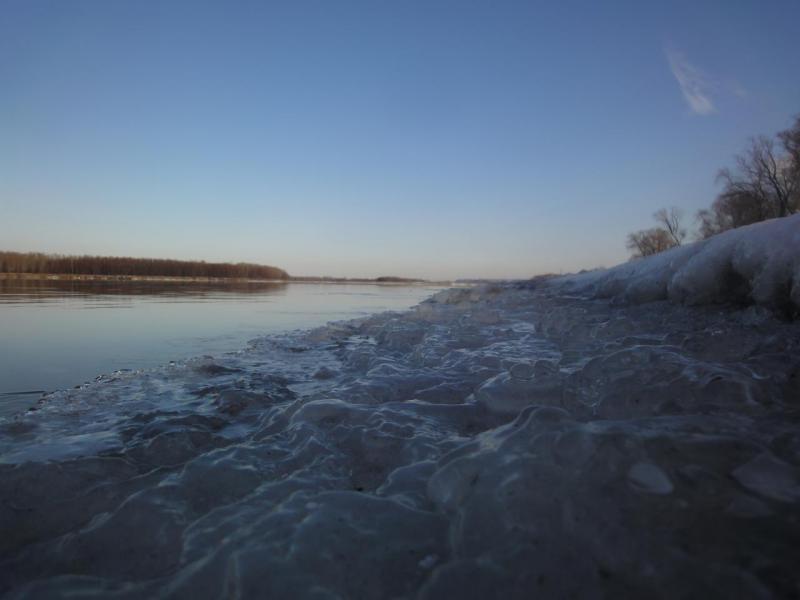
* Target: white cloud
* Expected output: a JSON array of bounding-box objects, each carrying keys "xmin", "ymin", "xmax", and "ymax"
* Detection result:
[{"xmin": 665, "ymin": 48, "xmax": 715, "ymax": 115}]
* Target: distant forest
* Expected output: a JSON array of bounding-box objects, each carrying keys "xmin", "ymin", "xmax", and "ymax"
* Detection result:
[{"xmin": 0, "ymin": 251, "xmax": 289, "ymax": 280}]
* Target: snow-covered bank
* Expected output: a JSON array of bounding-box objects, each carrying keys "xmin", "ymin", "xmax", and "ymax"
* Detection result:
[
  {"xmin": 547, "ymin": 214, "xmax": 800, "ymax": 314},
  {"xmin": 1, "ymin": 222, "xmax": 800, "ymax": 598}
]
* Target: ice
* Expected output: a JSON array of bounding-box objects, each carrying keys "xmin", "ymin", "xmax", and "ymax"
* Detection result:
[
  {"xmin": 731, "ymin": 453, "xmax": 800, "ymax": 503},
  {"xmin": 473, "ymin": 366, "xmax": 562, "ymax": 417},
  {"xmin": 627, "ymin": 461, "xmax": 674, "ymax": 495},
  {"xmin": 552, "ymin": 214, "xmax": 800, "ymax": 314},
  {"xmin": 2, "ymin": 220, "xmax": 800, "ymax": 597}
]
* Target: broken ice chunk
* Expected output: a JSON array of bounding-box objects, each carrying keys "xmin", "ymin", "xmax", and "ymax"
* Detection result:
[
  {"xmin": 627, "ymin": 462, "xmax": 674, "ymax": 495},
  {"xmin": 312, "ymin": 366, "xmax": 337, "ymax": 380},
  {"xmin": 731, "ymin": 453, "xmax": 800, "ymax": 503},
  {"xmin": 418, "ymin": 554, "xmax": 439, "ymax": 569},
  {"xmin": 475, "ymin": 364, "xmax": 562, "ymax": 417},
  {"xmin": 509, "ymin": 362, "xmax": 535, "ymax": 380}
]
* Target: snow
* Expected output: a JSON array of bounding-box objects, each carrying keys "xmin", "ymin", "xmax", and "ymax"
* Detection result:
[
  {"xmin": 552, "ymin": 214, "xmax": 800, "ymax": 313},
  {"xmin": 1, "ymin": 216, "xmax": 800, "ymax": 598}
]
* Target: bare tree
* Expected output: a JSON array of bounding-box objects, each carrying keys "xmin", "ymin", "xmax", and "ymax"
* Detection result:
[
  {"xmin": 696, "ymin": 190, "xmax": 772, "ymax": 239},
  {"xmin": 633, "ymin": 116, "xmax": 800, "ymax": 250},
  {"xmin": 778, "ymin": 115, "xmax": 800, "ymax": 204},
  {"xmin": 626, "ymin": 227, "xmax": 676, "ymax": 258},
  {"xmin": 720, "ymin": 136, "xmax": 793, "ymax": 217},
  {"xmin": 696, "ymin": 117, "xmax": 800, "ymax": 239},
  {"xmin": 626, "ymin": 206, "xmax": 687, "ymax": 259},
  {"xmin": 653, "ymin": 207, "xmax": 686, "ymax": 246}
]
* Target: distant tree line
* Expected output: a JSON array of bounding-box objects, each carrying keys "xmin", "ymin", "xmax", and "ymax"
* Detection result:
[
  {"xmin": 627, "ymin": 115, "xmax": 800, "ymax": 258},
  {"xmin": 0, "ymin": 251, "xmax": 289, "ymax": 280},
  {"xmin": 375, "ymin": 276, "xmax": 424, "ymax": 283}
]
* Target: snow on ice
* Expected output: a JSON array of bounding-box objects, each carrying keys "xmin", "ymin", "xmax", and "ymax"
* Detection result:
[{"xmin": 552, "ymin": 213, "xmax": 800, "ymax": 313}]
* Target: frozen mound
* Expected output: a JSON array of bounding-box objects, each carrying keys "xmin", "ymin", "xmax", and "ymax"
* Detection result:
[
  {"xmin": 549, "ymin": 214, "xmax": 800, "ymax": 314},
  {"xmin": 1, "ymin": 275, "xmax": 800, "ymax": 597}
]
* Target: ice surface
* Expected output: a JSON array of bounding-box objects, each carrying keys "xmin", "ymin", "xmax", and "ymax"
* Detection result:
[{"xmin": 2, "ymin": 218, "xmax": 800, "ymax": 598}]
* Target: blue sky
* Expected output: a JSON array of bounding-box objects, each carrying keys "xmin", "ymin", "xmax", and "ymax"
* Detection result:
[{"xmin": 1, "ymin": 0, "xmax": 799, "ymax": 279}]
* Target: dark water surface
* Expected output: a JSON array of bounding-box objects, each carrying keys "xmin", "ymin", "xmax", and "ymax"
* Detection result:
[{"xmin": 0, "ymin": 279, "xmax": 443, "ymax": 416}]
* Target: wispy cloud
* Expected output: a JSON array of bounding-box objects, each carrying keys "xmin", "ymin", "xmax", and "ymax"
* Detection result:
[
  {"xmin": 731, "ymin": 80, "xmax": 748, "ymax": 99},
  {"xmin": 665, "ymin": 48, "xmax": 715, "ymax": 115}
]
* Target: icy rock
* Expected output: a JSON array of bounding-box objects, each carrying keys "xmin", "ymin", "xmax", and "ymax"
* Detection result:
[
  {"xmin": 474, "ymin": 371, "xmax": 562, "ymax": 416},
  {"xmin": 426, "ymin": 454, "xmax": 484, "ymax": 512},
  {"xmin": 418, "ymin": 554, "xmax": 439, "ymax": 569},
  {"xmin": 312, "ymin": 366, "xmax": 337, "ymax": 380},
  {"xmin": 213, "ymin": 390, "xmax": 269, "ymax": 416},
  {"xmin": 428, "ymin": 285, "xmax": 501, "ymax": 306},
  {"xmin": 508, "ymin": 362, "xmax": 535, "ymax": 380},
  {"xmin": 731, "ymin": 452, "xmax": 800, "ymax": 503},
  {"xmin": 533, "ymin": 358, "xmax": 558, "ymax": 377},
  {"xmin": 289, "ymin": 399, "xmax": 357, "ymax": 426},
  {"xmin": 366, "ymin": 362, "xmax": 409, "ymax": 378},
  {"xmin": 376, "ymin": 319, "xmax": 426, "ymax": 351},
  {"xmin": 191, "ymin": 360, "xmax": 242, "ymax": 376},
  {"xmin": 377, "ymin": 460, "xmax": 438, "ymax": 509},
  {"xmin": 627, "ymin": 462, "xmax": 674, "ymax": 495},
  {"xmin": 467, "ymin": 309, "xmax": 502, "ymax": 325}
]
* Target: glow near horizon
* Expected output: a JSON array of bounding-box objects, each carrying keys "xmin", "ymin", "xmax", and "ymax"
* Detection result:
[{"xmin": 1, "ymin": 1, "xmax": 799, "ymax": 280}]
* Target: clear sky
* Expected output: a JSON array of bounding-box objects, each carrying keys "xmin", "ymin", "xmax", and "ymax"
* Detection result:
[{"xmin": 1, "ymin": 0, "xmax": 799, "ymax": 279}]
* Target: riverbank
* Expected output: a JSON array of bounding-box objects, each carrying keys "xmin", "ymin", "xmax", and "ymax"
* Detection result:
[
  {"xmin": 2, "ymin": 276, "xmax": 799, "ymax": 597},
  {"xmin": 0, "ymin": 272, "xmax": 288, "ymax": 284},
  {"xmin": 0, "ymin": 272, "xmax": 451, "ymax": 286}
]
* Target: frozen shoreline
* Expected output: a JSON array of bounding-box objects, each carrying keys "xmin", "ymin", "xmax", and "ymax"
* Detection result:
[
  {"xmin": 1, "ymin": 217, "xmax": 800, "ymax": 598},
  {"xmin": 549, "ymin": 213, "xmax": 800, "ymax": 315}
]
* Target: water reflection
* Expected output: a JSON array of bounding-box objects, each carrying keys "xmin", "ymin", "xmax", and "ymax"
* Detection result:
[
  {"xmin": 0, "ymin": 278, "xmax": 289, "ymax": 305},
  {"xmin": 0, "ymin": 279, "xmax": 444, "ymax": 416}
]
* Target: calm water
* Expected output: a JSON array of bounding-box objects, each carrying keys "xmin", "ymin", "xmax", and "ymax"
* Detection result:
[{"xmin": 0, "ymin": 279, "xmax": 445, "ymax": 416}]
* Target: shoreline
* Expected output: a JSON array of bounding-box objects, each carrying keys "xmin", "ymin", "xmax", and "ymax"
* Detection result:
[
  {"xmin": 3, "ymin": 217, "xmax": 798, "ymax": 596},
  {"xmin": 0, "ymin": 272, "xmax": 454, "ymax": 286},
  {"xmin": 2, "ymin": 280, "xmax": 799, "ymax": 596}
]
